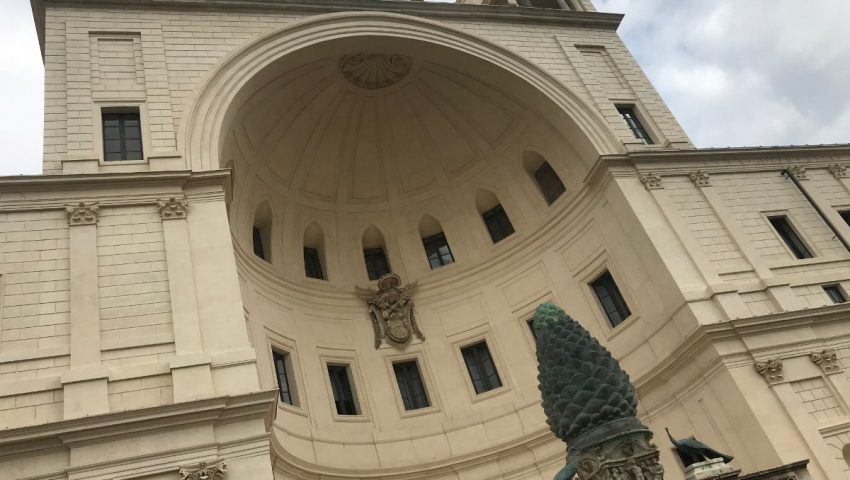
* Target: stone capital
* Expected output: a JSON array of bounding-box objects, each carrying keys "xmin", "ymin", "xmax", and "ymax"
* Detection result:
[
  {"xmin": 809, "ymin": 348, "xmax": 841, "ymax": 374},
  {"xmin": 754, "ymin": 358, "xmax": 784, "ymax": 384},
  {"xmin": 65, "ymin": 202, "xmax": 99, "ymax": 226},
  {"xmin": 827, "ymin": 164, "xmax": 847, "ymax": 180},
  {"xmin": 639, "ymin": 173, "xmax": 663, "ymax": 191},
  {"xmin": 179, "ymin": 460, "xmax": 227, "ymax": 480},
  {"xmin": 157, "ymin": 197, "xmax": 189, "ymax": 219},
  {"xmin": 689, "ymin": 170, "xmax": 711, "ymax": 188},
  {"xmin": 786, "ymin": 165, "xmax": 807, "ymax": 180}
]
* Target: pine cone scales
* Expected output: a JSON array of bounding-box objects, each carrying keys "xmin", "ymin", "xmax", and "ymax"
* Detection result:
[{"xmin": 533, "ymin": 303, "xmax": 637, "ymax": 444}]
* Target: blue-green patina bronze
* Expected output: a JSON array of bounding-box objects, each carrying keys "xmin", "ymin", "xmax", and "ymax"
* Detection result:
[{"xmin": 533, "ymin": 303, "xmax": 651, "ymax": 480}]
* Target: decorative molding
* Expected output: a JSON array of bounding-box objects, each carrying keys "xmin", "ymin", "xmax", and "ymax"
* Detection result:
[
  {"xmin": 786, "ymin": 165, "xmax": 807, "ymax": 180},
  {"xmin": 156, "ymin": 196, "xmax": 189, "ymax": 219},
  {"xmin": 754, "ymin": 359, "xmax": 784, "ymax": 384},
  {"xmin": 65, "ymin": 202, "xmax": 99, "ymax": 225},
  {"xmin": 355, "ymin": 273, "xmax": 424, "ymax": 348},
  {"xmin": 639, "ymin": 172, "xmax": 663, "ymax": 190},
  {"xmin": 179, "ymin": 460, "xmax": 227, "ymax": 480},
  {"xmin": 827, "ymin": 164, "xmax": 848, "ymax": 179},
  {"xmin": 809, "ymin": 349, "xmax": 841, "ymax": 373},
  {"xmin": 339, "ymin": 53, "xmax": 411, "ymax": 89},
  {"xmin": 688, "ymin": 170, "xmax": 711, "ymax": 188}
]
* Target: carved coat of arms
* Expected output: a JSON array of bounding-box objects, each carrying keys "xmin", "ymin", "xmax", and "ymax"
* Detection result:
[{"xmin": 356, "ymin": 273, "xmax": 424, "ymax": 348}]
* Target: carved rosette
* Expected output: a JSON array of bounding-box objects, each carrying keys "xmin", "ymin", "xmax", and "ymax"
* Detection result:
[
  {"xmin": 786, "ymin": 165, "xmax": 808, "ymax": 180},
  {"xmin": 639, "ymin": 173, "xmax": 663, "ymax": 191},
  {"xmin": 157, "ymin": 197, "xmax": 189, "ymax": 220},
  {"xmin": 754, "ymin": 358, "xmax": 784, "ymax": 384},
  {"xmin": 339, "ymin": 54, "xmax": 412, "ymax": 89},
  {"xmin": 827, "ymin": 164, "xmax": 848, "ymax": 180},
  {"xmin": 689, "ymin": 170, "xmax": 711, "ymax": 188},
  {"xmin": 571, "ymin": 431, "xmax": 664, "ymax": 480},
  {"xmin": 178, "ymin": 460, "xmax": 227, "ymax": 480},
  {"xmin": 65, "ymin": 202, "xmax": 99, "ymax": 226},
  {"xmin": 809, "ymin": 349, "xmax": 841, "ymax": 373}
]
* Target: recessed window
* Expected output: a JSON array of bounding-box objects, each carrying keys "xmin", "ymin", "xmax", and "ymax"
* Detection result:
[
  {"xmin": 533, "ymin": 162, "xmax": 567, "ymax": 205},
  {"xmin": 768, "ymin": 215, "xmax": 813, "ymax": 259},
  {"xmin": 591, "ymin": 270, "xmax": 632, "ymax": 327},
  {"xmin": 253, "ymin": 227, "xmax": 266, "ymax": 260},
  {"xmin": 304, "ymin": 247, "xmax": 324, "ymax": 280},
  {"xmin": 482, "ymin": 204, "xmax": 515, "ymax": 243},
  {"xmin": 824, "ymin": 284, "xmax": 847, "ymax": 304},
  {"xmin": 527, "ymin": 318, "xmax": 537, "ymax": 344},
  {"xmin": 272, "ymin": 350, "xmax": 296, "ymax": 406},
  {"xmin": 616, "ymin": 106, "xmax": 653, "ymax": 145},
  {"xmin": 364, "ymin": 247, "xmax": 390, "ymax": 281},
  {"xmin": 253, "ymin": 202, "xmax": 272, "ymax": 262},
  {"xmin": 461, "ymin": 341, "xmax": 502, "ymax": 395},
  {"xmin": 839, "ymin": 210, "xmax": 850, "ymax": 228},
  {"xmin": 102, "ymin": 110, "xmax": 143, "ymax": 161},
  {"xmin": 527, "ymin": 0, "xmax": 565, "ymax": 8},
  {"xmin": 327, "ymin": 364, "xmax": 359, "ymax": 416},
  {"xmin": 392, "ymin": 360, "xmax": 430, "ymax": 411},
  {"xmin": 422, "ymin": 232, "xmax": 454, "ymax": 269}
]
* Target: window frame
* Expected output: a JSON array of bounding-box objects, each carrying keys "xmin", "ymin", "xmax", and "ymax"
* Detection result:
[
  {"xmin": 94, "ymin": 104, "xmax": 150, "ymax": 165},
  {"xmin": 460, "ymin": 340, "xmax": 503, "ymax": 396},
  {"xmin": 482, "ymin": 204, "xmax": 515, "ymax": 244},
  {"xmin": 767, "ymin": 214, "xmax": 814, "ymax": 260},
  {"xmin": 271, "ymin": 349, "xmax": 297, "ymax": 406},
  {"xmin": 363, "ymin": 247, "xmax": 391, "ymax": 281},
  {"xmin": 265, "ymin": 332, "xmax": 306, "ymax": 416},
  {"xmin": 422, "ymin": 231, "xmax": 455, "ymax": 270},
  {"xmin": 590, "ymin": 270, "xmax": 633, "ymax": 328},
  {"xmin": 532, "ymin": 161, "xmax": 567, "ymax": 206},
  {"xmin": 319, "ymin": 353, "xmax": 369, "ymax": 422},
  {"xmin": 304, "ymin": 246, "xmax": 325, "ymax": 280},
  {"xmin": 392, "ymin": 359, "xmax": 431, "ymax": 412},
  {"xmin": 616, "ymin": 105, "xmax": 654, "ymax": 145},
  {"xmin": 824, "ymin": 284, "xmax": 847, "ymax": 304}
]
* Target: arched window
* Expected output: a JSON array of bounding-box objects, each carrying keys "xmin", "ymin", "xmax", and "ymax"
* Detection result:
[
  {"xmin": 252, "ymin": 201, "xmax": 272, "ymax": 262},
  {"xmin": 303, "ymin": 222, "xmax": 326, "ymax": 280},
  {"xmin": 524, "ymin": 151, "xmax": 566, "ymax": 205},
  {"xmin": 362, "ymin": 225, "xmax": 391, "ymax": 281},
  {"xmin": 419, "ymin": 215, "xmax": 454, "ymax": 270},
  {"xmin": 476, "ymin": 190, "xmax": 515, "ymax": 243}
]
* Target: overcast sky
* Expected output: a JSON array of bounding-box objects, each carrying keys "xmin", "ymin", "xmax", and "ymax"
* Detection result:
[{"xmin": 1, "ymin": 0, "xmax": 848, "ymax": 176}]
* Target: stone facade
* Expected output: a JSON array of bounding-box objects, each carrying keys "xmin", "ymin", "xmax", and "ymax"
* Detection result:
[{"xmin": 2, "ymin": 1, "xmax": 850, "ymax": 479}]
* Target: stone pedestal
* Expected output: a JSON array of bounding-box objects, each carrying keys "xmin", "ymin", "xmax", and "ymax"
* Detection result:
[
  {"xmin": 571, "ymin": 430, "xmax": 664, "ymax": 480},
  {"xmin": 684, "ymin": 458, "xmax": 737, "ymax": 480}
]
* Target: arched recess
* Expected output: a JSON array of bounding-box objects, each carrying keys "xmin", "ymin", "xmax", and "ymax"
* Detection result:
[
  {"xmin": 419, "ymin": 214, "xmax": 454, "ymax": 270},
  {"xmin": 476, "ymin": 189, "xmax": 515, "ymax": 243},
  {"xmin": 362, "ymin": 225, "xmax": 391, "ymax": 281},
  {"xmin": 524, "ymin": 151, "xmax": 566, "ymax": 205},
  {"xmin": 252, "ymin": 201, "xmax": 273, "ymax": 262},
  {"xmin": 303, "ymin": 222, "xmax": 326, "ymax": 280},
  {"xmin": 180, "ymin": 11, "xmax": 622, "ymax": 172}
]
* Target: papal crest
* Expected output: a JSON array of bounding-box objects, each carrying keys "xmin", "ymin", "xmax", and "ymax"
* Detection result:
[{"xmin": 355, "ymin": 273, "xmax": 425, "ymax": 348}]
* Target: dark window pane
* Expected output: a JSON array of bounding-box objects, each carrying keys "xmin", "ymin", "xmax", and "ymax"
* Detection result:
[
  {"xmin": 482, "ymin": 204, "xmax": 515, "ymax": 243},
  {"xmin": 616, "ymin": 106, "xmax": 654, "ymax": 144},
  {"xmin": 393, "ymin": 361, "xmax": 430, "ymax": 411},
  {"xmin": 253, "ymin": 227, "xmax": 266, "ymax": 260},
  {"xmin": 591, "ymin": 271, "xmax": 632, "ymax": 327},
  {"xmin": 272, "ymin": 350, "xmax": 294, "ymax": 405},
  {"xmin": 840, "ymin": 210, "xmax": 850, "ymax": 228},
  {"xmin": 304, "ymin": 247, "xmax": 325, "ymax": 279},
  {"xmin": 327, "ymin": 365, "xmax": 358, "ymax": 415},
  {"xmin": 422, "ymin": 232, "xmax": 454, "ymax": 269},
  {"xmin": 461, "ymin": 342, "xmax": 502, "ymax": 395},
  {"xmin": 527, "ymin": 319, "xmax": 537, "ymax": 344},
  {"xmin": 533, "ymin": 162, "xmax": 566, "ymax": 205},
  {"xmin": 768, "ymin": 216, "xmax": 813, "ymax": 259},
  {"xmin": 824, "ymin": 285, "xmax": 846, "ymax": 304},
  {"xmin": 364, "ymin": 247, "xmax": 390, "ymax": 281},
  {"xmin": 102, "ymin": 111, "xmax": 144, "ymax": 161}
]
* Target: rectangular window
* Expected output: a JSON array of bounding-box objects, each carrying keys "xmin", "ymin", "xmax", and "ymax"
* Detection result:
[
  {"xmin": 102, "ymin": 110, "xmax": 143, "ymax": 161},
  {"xmin": 327, "ymin": 364, "xmax": 358, "ymax": 416},
  {"xmin": 839, "ymin": 210, "xmax": 850, "ymax": 228},
  {"xmin": 591, "ymin": 270, "xmax": 632, "ymax": 327},
  {"xmin": 392, "ymin": 360, "xmax": 430, "ymax": 411},
  {"xmin": 527, "ymin": 318, "xmax": 537, "ymax": 344},
  {"xmin": 253, "ymin": 227, "xmax": 266, "ymax": 260},
  {"xmin": 461, "ymin": 341, "xmax": 502, "ymax": 395},
  {"xmin": 616, "ymin": 106, "xmax": 653, "ymax": 145},
  {"xmin": 533, "ymin": 162, "xmax": 566, "ymax": 205},
  {"xmin": 304, "ymin": 247, "xmax": 325, "ymax": 279},
  {"xmin": 768, "ymin": 216, "xmax": 813, "ymax": 259},
  {"xmin": 422, "ymin": 232, "xmax": 455, "ymax": 269},
  {"xmin": 364, "ymin": 247, "xmax": 391, "ymax": 281},
  {"xmin": 482, "ymin": 204, "xmax": 515, "ymax": 243},
  {"xmin": 272, "ymin": 350, "xmax": 295, "ymax": 405},
  {"xmin": 824, "ymin": 284, "xmax": 847, "ymax": 304}
]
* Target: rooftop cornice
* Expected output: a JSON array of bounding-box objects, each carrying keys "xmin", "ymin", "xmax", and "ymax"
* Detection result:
[
  {"xmin": 0, "ymin": 169, "xmax": 228, "ymax": 192},
  {"xmin": 31, "ymin": 0, "xmax": 623, "ymax": 60}
]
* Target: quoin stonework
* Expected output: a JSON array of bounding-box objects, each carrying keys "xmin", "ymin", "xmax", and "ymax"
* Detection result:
[{"xmin": 0, "ymin": 1, "xmax": 848, "ymax": 479}]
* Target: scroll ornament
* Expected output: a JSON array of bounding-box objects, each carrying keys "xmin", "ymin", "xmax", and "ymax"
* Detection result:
[{"xmin": 66, "ymin": 202, "xmax": 99, "ymax": 225}]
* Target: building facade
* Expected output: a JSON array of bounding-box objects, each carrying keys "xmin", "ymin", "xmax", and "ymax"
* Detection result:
[{"xmin": 2, "ymin": 1, "xmax": 850, "ymax": 479}]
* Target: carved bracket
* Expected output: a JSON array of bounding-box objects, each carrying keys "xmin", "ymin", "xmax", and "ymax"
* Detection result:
[
  {"xmin": 809, "ymin": 349, "xmax": 841, "ymax": 374},
  {"xmin": 157, "ymin": 197, "xmax": 189, "ymax": 220},
  {"xmin": 65, "ymin": 202, "xmax": 99, "ymax": 226},
  {"xmin": 689, "ymin": 170, "xmax": 711, "ymax": 188},
  {"xmin": 754, "ymin": 358, "xmax": 784, "ymax": 385},
  {"xmin": 827, "ymin": 164, "xmax": 848, "ymax": 180},
  {"xmin": 786, "ymin": 165, "xmax": 807, "ymax": 180},
  {"xmin": 639, "ymin": 173, "xmax": 663, "ymax": 191},
  {"xmin": 178, "ymin": 460, "xmax": 227, "ymax": 480}
]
